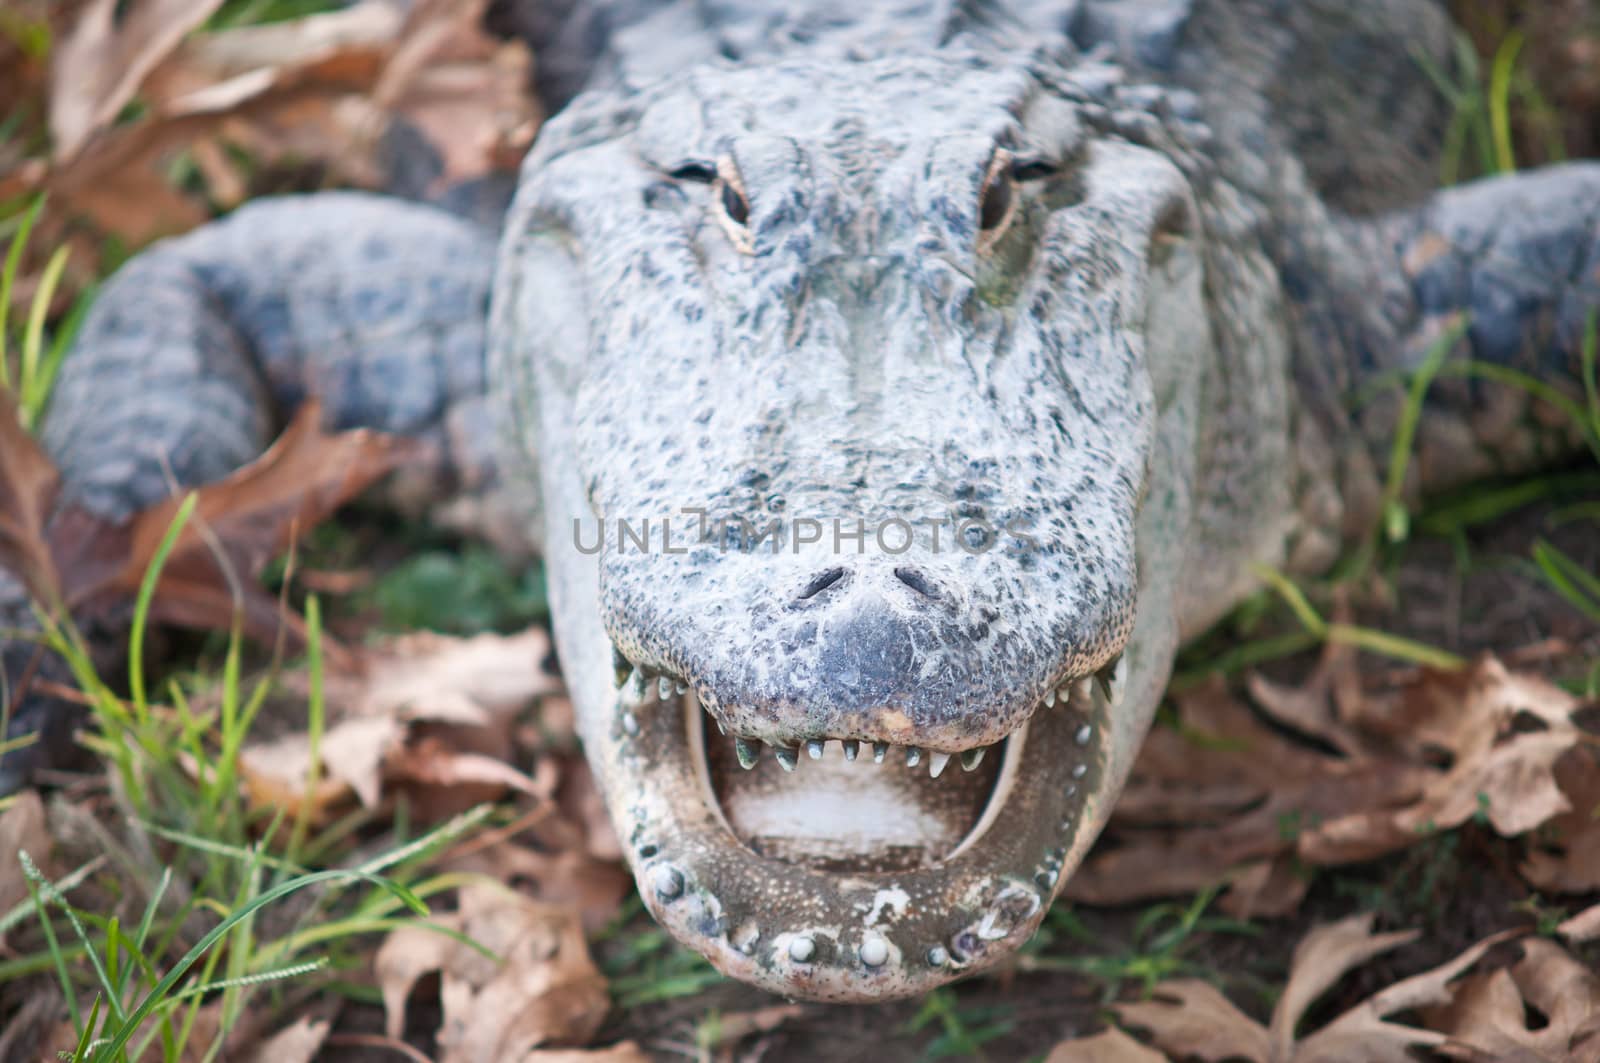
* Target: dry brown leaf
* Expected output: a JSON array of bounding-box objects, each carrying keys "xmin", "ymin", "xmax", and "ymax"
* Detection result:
[
  {"xmin": 239, "ymin": 1015, "xmax": 331, "ymax": 1063},
  {"xmin": 236, "ymin": 627, "xmax": 561, "ymax": 823},
  {"xmin": 1115, "ymin": 979, "xmax": 1270, "ymax": 1063},
  {"xmin": 1046, "ymin": 1026, "xmax": 1170, "ymax": 1063},
  {"xmin": 1425, "ymin": 938, "xmax": 1600, "ymax": 1062},
  {"xmin": 14, "ymin": 0, "xmax": 538, "ymax": 310},
  {"xmin": 1075, "ymin": 658, "xmax": 1589, "ymax": 914},
  {"xmin": 520, "ymin": 1045, "xmax": 651, "ymax": 1063},
  {"xmin": 1560, "ymin": 902, "xmax": 1600, "ymax": 943},
  {"xmin": 0, "ymin": 791, "xmax": 51, "ymax": 931},
  {"xmin": 1113, "ymin": 916, "xmax": 1513, "ymax": 1063},
  {"xmin": 377, "ymin": 882, "xmax": 609, "ymax": 1061},
  {"xmin": 1302, "ymin": 661, "xmax": 1584, "ymax": 865},
  {"xmin": 444, "ymin": 839, "xmax": 630, "ymax": 934},
  {"xmin": 1065, "ymin": 676, "xmax": 1426, "ymax": 912},
  {"xmin": 1268, "ymin": 914, "xmax": 1420, "ymax": 1056},
  {"xmin": 0, "ymin": 397, "xmax": 63, "ymax": 607},
  {"xmin": 48, "ymin": 0, "xmax": 226, "ymax": 160},
  {"xmin": 699, "ymin": 1004, "xmax": 805, "ymax": 1057},
  {"xmin": 49, "ymin": 402, "xmax": 416, "ymax": 656},
  {"xmin": 1520, "ymin": 747, "xmax": 1600, "ymax": 892}
]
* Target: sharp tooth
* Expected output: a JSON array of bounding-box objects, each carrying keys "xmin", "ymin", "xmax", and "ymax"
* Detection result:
[
  {"xmin": 928, "ymin": 752, "xmax": 951, "ymax": 778},
  {"xmin": 873, "ymin": 742, "xmax": 889, "ymax": 764},
  {"xmin": 806, "ymin": 739, "xmax": 825, "ymax": 760},
  {"xmin": 735, "ymin": 738, "xmax": 760, "ymax": 770},
  {"xmin": 1059, "ymin": 685, "xmax": 1073, "ymax": 705},
  {"xmin": 905, "ymin": 747, "xmax": 922, "ymax": 768},
  {"xmin": 658, "ymin": 677, "xmax": 674, "ymax": 701},
  {"xmin": 626, "ymin": 671, "xmax": 650, "ymax": 704},
  {"xmin": 843, "ymin": 740, "xmax": 860, "ymax": 761},
  {"xmin": 716, "ymin": 719, "xmax": 726, "ymax": 735},
  {"xmin": 775, "ymin": 746, "xmax": 799, "ymax": 772},
  {"xmin": 676, "ymin": 681, "xmax": 688, "ymax": 695},
  {"xmin": 961, "ymin": 747, "xmax": 986, "ymax": 771},
  {"xmin": 612, "ymin": 646, "xmax": 632, "ymax": 687},
  {"xmin": 1044, "ymin": 689, "xmax": 1055, "ymax": 707},
  {"xmin": 1075, "ymin": 723, "xmax": 1092, "ymax": 745}
]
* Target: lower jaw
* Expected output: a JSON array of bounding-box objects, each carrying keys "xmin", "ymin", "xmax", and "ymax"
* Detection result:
[{"xmin": 593, "ymin": 674, "xmax": 1119, "ymax": 1002}]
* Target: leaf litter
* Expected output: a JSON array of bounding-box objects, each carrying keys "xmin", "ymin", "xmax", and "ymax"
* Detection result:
[{"xmin": 5, "ymin": 3, "xmax": 1600, "ymax": 1060}]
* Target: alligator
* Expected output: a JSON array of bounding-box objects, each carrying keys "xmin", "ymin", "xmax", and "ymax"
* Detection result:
[{"xmin": 3, "ymin": 0, "xmax": 1598, "ymax": 1003}]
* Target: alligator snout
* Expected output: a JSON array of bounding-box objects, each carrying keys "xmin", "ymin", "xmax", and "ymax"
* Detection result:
[{"xmin": 602, "ymin": 539, "xmax": 1124, "ymax": 761}]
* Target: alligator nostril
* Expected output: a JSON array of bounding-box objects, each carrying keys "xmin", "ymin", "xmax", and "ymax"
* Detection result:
[
  {"xmin": 798, "ymin": 567, "xmax": 846, "ymax": 600},
  {"xmin": 893, "ymin": 566, "xmax": 941, "ymax": 601}
]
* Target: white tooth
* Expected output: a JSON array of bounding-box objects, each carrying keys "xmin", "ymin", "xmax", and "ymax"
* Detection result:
[
  {"xmin": 905, "ymin": 747, "xmax": 922, "ymax": 768},
  {"xmin": 928, "ymin": 752, "xmax": 951, "ymax": 778},
  {"xmin": 735, "ymin": 738, "xmax": 760, "ymax": 769},
  {"xmin": 873, "ymin": 742, "xmax": 889, "ymax": 764},
  {"xmin": 806, "ymin": 739, "xmax": 825, "ymax": 760},
  {"xmin": 1072, "ymin": 763, "xmax": 1088, "ymax": 779},
  {"xmin": 1059, "ymin": 685, "xmax": 1073, "ymax": 705},
  {"xmin": 658, "ymin": 678, "xmax": 673, "ymax": 700},
  {"xmin": 1044, "ymin": 689, "xmax": 1055, "ymax": 707},
  {"xmin": 676, "ymin": 681, "xmax": 688, "ymax": 695},
  {"xmin": 775, "ymin": 747, "xmax": 799, "ymax": 772},
  {"xmin": 961, "ymin": 747, "xmax": 986, "ymax": 771},
  {"xmin": 1075, "ymin": 723, "xmax": 1092, "ymax": 745},
  {"xmin": 843, "ymin": 740, "xmax": 860, "ymax": 761}
]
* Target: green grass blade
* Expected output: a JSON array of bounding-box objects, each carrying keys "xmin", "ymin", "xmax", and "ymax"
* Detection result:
[
  {"xmin": 1488, "ymin": 31, "xmax": 1524, "ymax": 174},
  {"xmin": 1531, "ymin": 540, "xmax": 1600, "ymax": 623},
  {"xmin": 128, "ymin": 492, "xmax": 199, "ymax": 717},
  {"xmin": 0, "ymin": 194, "xmax": 45, "ymax": 387},
  {"xmin": 19, "ymin": 241, "xmax": 68, "ymax": 424},
  {"xmin": 286, "ymin": 595, "xmax": 325, "ymax": 864},
  {"xmin": 94, "ymin": 868, "xmax": 425, "ymax": 1062},
  {"xmin": 1383, "ymin": 316, "xmax": 1470, "ymax": 543}
]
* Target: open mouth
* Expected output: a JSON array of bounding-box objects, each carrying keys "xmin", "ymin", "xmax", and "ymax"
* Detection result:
[{"xmin": 602, "ymin": 653, "xmax": 1127, "ymax": 1001}]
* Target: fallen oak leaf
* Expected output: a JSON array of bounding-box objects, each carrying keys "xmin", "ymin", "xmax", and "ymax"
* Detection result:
[
  {"xmin": 54, "ymin": 401, "xmax": 419, "ymax": 655},
  {"xmin": 1115, "ymin": 979, "xmax": 1270, "ymax": 1063},
  {"xmin": 235, "ymin": 627, "xmax": 562, "ymax": 822},
  {"xmin": 376, "ymin": 882, "xmax": 610, "ymax": 1060},
  {"xmin": 48, "ymin": 0, "xmax": 226, "ymax": 160},
  {"xmin": 1424, "ymin": 938, "xmax": 1600, "ymax": 1063},
  {"xmin": 0, "ymin": 791, "xmax": 52, "ymax": 933},
  {"xmin": 0, "ymin": 395, "xmax": 63, "ymax": 608},
  {"xmin": 1299, "ymin": 659, "xmax": 1584, "ymax": 865},
  {"xmin": 1076, "ymin": 658, "xmax": 1589, "ymax": 915},
  {"xmin": 520, "ymin": 1045, "xmax": 651, "ymax": 1063},
  {"xmin": 1519, "ymin": 746, "xmax": 1600, "ymax": 893},
  {"xmin": 1045, "ymin": 1026, "xmax": 1169, "ymax": 1063},
  {"xmin": 1108, "ymin": 915, "xmax": 1515, "ymax": 1063},
  {"xmin": 1559, "ymin": 901, "xmax": 1600, "ymax": 944},
  {"xmin": 1267, "ymin": 914, "xmax": 1420, "ymax": 1059}
]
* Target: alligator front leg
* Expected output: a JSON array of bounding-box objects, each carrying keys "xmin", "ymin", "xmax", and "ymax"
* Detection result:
[
  {"xmin": 1299, "ymin": 163, "xmax": 1600, "ymax": 525},
  {"xmin": 0, "ymin": 193, "xmax": 507, "ymax": 791}
]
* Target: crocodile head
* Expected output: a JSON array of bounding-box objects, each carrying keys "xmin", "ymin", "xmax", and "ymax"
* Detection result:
[{"xmin": 493, "ymin": 50, "xmax": 1204, "ymax": 1001}]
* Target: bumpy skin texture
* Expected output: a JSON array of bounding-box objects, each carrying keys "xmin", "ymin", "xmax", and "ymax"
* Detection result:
[{"xmin": 5, "ymin": 0, "xmax": 1600, "ymax": 999}]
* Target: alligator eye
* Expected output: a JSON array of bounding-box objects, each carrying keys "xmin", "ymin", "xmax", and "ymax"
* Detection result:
[{"xmin": 977, "ymin": 151, "xmax": 1019, "ymax": 252}]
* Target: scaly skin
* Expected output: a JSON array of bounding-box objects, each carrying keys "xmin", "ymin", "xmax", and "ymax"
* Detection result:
[{"xmin": 4, "ymin": 0, "xmax": 1598, "ymax": 1001}]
